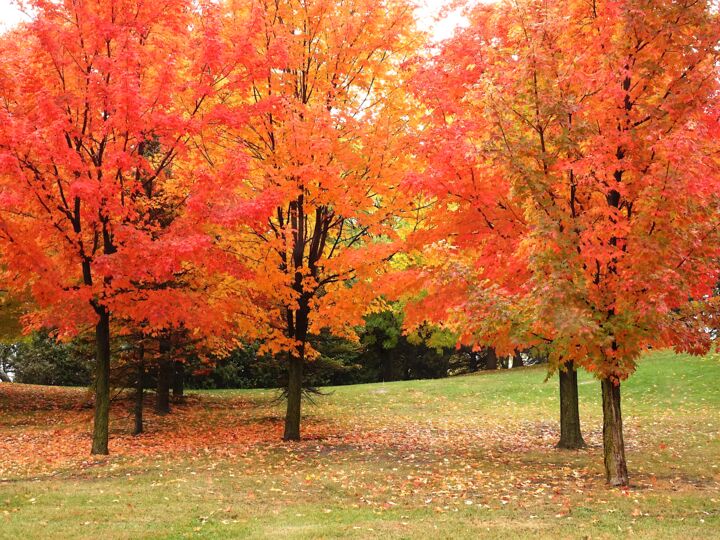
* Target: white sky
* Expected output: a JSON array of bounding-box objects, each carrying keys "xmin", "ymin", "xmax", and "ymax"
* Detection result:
[
  {"xmin": 0, "ymin": 0, "xmax": 466, "ymax": 40},
  {"xmin": 415, "ymin": 0, "xmax": 468, "ymax": 41},
  {"xmin": 0, "ymin": 0, "xmax": 25, "ymax": 31}
]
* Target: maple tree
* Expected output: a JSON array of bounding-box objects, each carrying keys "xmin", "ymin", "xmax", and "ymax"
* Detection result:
[
  {"xmin": 0, "ymin": 0, "xmax": 246, "ymax": 453},
  {"xmin": 403, "ymin": 0, "xmax": 720, "ymax": 485},
  {"xmin": 0, "ymin": 0, "xmax": 715, "ymax": 492},
  {"xmin": 199, "ymin": 0, "xmax": 421, "ymax": 440}
]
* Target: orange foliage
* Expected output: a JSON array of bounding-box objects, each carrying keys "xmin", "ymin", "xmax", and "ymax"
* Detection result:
[
  {"xmin": 196, "ymin": 0, "xmax": 423, "ymax": 360},
  {"xmin": 402, "ymin": 0, "xmax": 720, "ymax": 379}
]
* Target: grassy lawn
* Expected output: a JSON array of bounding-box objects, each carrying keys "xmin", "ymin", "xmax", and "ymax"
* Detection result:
[{"xmin": 0, "ymin": 349, "xmax": 718, "ymax": 539}]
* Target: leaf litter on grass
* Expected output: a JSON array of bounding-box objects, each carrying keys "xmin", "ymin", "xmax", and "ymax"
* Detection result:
[{"xmin": 0, "ymin": 374, "xmax": 718, "ymax": 527}]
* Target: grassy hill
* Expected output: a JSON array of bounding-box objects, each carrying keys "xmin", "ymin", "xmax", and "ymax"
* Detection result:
[{"xmin": 0, "ymin": 349, "xmax": 718, "ymax": 539}]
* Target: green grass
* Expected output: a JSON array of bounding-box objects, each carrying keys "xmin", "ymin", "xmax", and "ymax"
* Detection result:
[{"xmin": 0, "ymin": 349, "xmax": 719, "ymax": 539}]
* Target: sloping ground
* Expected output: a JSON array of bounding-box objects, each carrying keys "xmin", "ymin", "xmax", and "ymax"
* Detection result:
[{"xmin": 0, "ymin": 350, "xmax": 718, "ymax": 539}]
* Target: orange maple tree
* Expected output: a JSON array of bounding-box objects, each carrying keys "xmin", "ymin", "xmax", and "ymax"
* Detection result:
[
  {"xmin": 197, "ymin": 0, "xmax": 422, "ymax": 440},
  {"xmin": 0, "ymin": 0, "xmax": 251, "ymax": 453},
  {"xmin": 403, "ymin": 0, "xmax": 720, "ymax": 485}
]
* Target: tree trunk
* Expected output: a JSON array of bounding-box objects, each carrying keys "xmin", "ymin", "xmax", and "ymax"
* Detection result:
[
  {"xmin": 485, "ymin": 347, "xmax": 498, "ymax": 370},
  {"xmin": 284, "ymin": 355, "xmax": 303, "ymax": 441},
  {"xmin": 156, "ymin": 337, "xmax": 172, "ymax": 415},
  {"xmin": 557, "ymin": 361, "xmax": 585, "ymax": 449},
  {"xmin": 91, "ymin": 309, "xmax": 111, "ymax": 455},
  {"xmin": 156, "ymin": 360, "xmax": 172, "ymax": 415},
  {"xmin": 133, "ymin": 348, "xmax": 144, "ymax": 436},
  {"xmin": 601, "ymin": 378, "xmax": 629, "ymax": 486},
  {"xmin": 0, "ymin": 368, "xmax": 11, "ymax": 382},
  {"xmin": 172, "ymin": 361, "xmax": 184, "ymax": 398}
]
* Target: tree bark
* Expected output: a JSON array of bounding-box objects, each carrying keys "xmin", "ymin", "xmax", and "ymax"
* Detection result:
[
  {"xmin": 0, "ymin": 368, "xmax": 11, "ymax": 382},
  {"xmin": 284, "ymin": 355, "xmax": 303, "ymax": 441},
  {"xmin": 156, "ymin": 337, "xmax": 172, "ymax": 415},
  {"xmin": 172, "ymin": 361, "xmax": 184, "ymax": 398},
  {"xmin": 485, "ymin": 347, "xmax": 498, "ymax": 370},
  {"xmin": 557, "ymin": 361, "xmax": 585, "ymax": 449},
  {"xmin": 133, "ymin": 347, "xmax": 144, "ymax": 436},
  {"xmin": 91, "ymin": 309, "xmax": 111, "ymax": 455},
  {"xmin": 601, "ymin": 378, "xmax": 629, "ymax": 486},
  {"xmin": 280, "ymin": 192, "xmax": 322, "ymax": 441}
]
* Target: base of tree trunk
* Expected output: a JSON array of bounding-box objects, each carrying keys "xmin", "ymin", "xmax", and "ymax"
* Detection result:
[
  {"xmin": 91, "ymin": 310, "xmax": 111, "ymax": 455},
  {"xmin": 557, "ymin": 361, "xmax": 586, "ymax": 449},
  {"xmin": 172, "ymin": 361, "xmax": 184, "ymax": 399},
  {"xmin": 156, "ymin": 358, "xmax": 172, "ymax": 415},
  {"xmin": 283, "ymin": 356, "xmax": 303, "ymax": 441},
  {"xmin": 133, "ymin": 356, "xmax": 144, "ymax": 436},
  {"xmin": 601, "ymin": 378, "xmax": 629, "ymax": 486},
  {"xmin": 156, "ymin": 336, "xmax": 172, "ymax": 414}
]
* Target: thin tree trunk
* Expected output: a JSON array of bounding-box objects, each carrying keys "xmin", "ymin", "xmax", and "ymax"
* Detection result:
[
  {"xmin": 601, "ymin": 378, "xmax": 629, "ymax": 486},
  {"xmin": 172, "ymin": 361, "xmax": 184, "ymax": 398},
  {"xmin": 0, "ymin": 368, "xmax": 10, "ymax": 382},
  {"xmin": 513, "ymin": 351, "xmax": 524, "ymax": 368},
  {"xmin": 91, "ymin": 309, "xmax": 111, "ymax": 455},
  {"xmin": 284, "ymin": 355, "xmax": 303, "ymax": 441},
  {"xmin": 557, "ymin": 361, "xmax": 585, "ymax": 449},
  {"xmin": 133, "ymin": 347, "xmax": 144, "ymax": 436},
  {"xmin": 156, "ymin": 337, "xmax": 171, "ymax": 415},
  {"xmin": 485, "ymin": 347, "xmax": 498, "ymax": 370}
]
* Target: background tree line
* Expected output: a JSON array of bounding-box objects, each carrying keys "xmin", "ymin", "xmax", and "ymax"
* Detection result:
[{"xmin": 0, "ymin": 310, "xmax": 545, "ymax": 390}]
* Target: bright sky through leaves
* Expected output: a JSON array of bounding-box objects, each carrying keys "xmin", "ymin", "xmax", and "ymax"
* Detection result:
[
  {"xmin": 2, "ymin": 0, "xmax": 467, "ymax": 38},
  {"xmin": 0, "ymin": 0, "xmax": 25, "ymax": 30}
]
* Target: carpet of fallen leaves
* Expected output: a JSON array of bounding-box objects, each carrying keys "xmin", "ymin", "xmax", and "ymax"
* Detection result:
[
  {"xmin": 0, "ymin": 385, "xmax": 301, "ymax": 478},
  {"xmin": 1, "ymin": 379, "xmax": 718, "ymax": 521}
]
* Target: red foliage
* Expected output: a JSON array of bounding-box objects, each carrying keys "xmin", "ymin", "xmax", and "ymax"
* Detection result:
[{"xmin": 403, "ymin": 0, "xmax": 720, "ymax": 379}]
